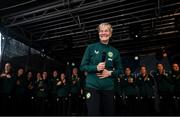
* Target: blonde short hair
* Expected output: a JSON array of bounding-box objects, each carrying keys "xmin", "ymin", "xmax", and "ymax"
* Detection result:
[{"xmin": 97, "ymin": 22, "xmax": 113, "ymax": 33}]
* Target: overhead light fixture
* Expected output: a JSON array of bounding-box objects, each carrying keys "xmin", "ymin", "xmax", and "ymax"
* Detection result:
[
  {"xmin": 40, "ymin": 49, "xmax": 46, "ymax": 57},
  {"xmin": 129, "ymin": 23, "xmax": 143, "ymax": 40},
  {"xmin": 162, "ymin": 48, "xmax": 168, "ymax": 58},
  {"xmin": 67, "ymin": 62, "xmax": 69, "ymax": 65},
  {"xmin": 156, "ymin": 47, "xmax": 168, "ymax": 60},
  {"xmin": 72, "ymin": 62, "xmax": 75, "ymax": 66},
  {"xmin": 134, "ymin": 55, "xmax": 139, "ymax": 60}
]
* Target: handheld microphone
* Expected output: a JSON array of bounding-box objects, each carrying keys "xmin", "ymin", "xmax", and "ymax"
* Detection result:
[
  {"xmin": 101, "ymin": 51, "xmax": 106, "ymax": 62},
  {"xmin": 98, "ymin": 51, "xmax": 106, "ymax": 73}
]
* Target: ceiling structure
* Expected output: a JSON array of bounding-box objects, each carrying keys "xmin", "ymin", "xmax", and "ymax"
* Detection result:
[{"xmin": 0, "ymin": 0, "xmax": 179, "ymax": 62}]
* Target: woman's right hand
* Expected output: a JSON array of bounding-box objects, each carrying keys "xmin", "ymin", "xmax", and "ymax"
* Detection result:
[{"xmin": 97, "ymin": 62, "xmax": 106, "ymax": 71}]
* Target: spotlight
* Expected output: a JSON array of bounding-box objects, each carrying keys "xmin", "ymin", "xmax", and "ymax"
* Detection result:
[
  {"xmin": 72, "ymin": 62, "xmax": 75, "ymax": 66},
  {"xmin": 156, "ymin": 47, "xmax": 168, "ymax": 60},
  {"xmin": 41, "ymin": 49, "xmax": 45, "ymax": 53},
  {"xmin": 40, "ymin": 53, "xmax": 45, "ymax": 57},
  {"xmin": 0, "ymin": 33, "xmax": 5, "ymax": 40},
  {"xmin": 129, "ymin": 23, "xmax": 142, "ymax": 40},
  {"xmin": 40, "ymin": 49, "xmax": 46, "ymax": 57},
  {"xmin": 162, "ymin": 49, "xmax": 168, "ymax": 58},
  {"xmin": 134, "ymin": 56, "xmax": 139, "ymax": 60}
]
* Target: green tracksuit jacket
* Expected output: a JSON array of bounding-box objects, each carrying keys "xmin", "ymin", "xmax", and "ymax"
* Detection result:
[{"xmin": 80, "ymin": 42, "xmax": 123, "ymax": 90}]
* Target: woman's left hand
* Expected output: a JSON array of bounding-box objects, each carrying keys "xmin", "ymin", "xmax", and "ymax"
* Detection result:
[{"xmin": 96, "ymin": 69, "xmax": 112, "ymax": 79}]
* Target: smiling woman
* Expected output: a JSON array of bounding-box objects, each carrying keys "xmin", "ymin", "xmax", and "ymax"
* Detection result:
[
  {"xmin": 80, "ymin": 22, "xmax": 123, "ymax": 116},
  {"xmin": 97, "ymin": 23, "xmax": 113, "ymax": 44}
]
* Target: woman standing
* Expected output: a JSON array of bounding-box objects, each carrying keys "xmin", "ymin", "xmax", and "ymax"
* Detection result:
[{"xmin": 80, "ymin": 22, "xmax": 123, "ymax": 115}]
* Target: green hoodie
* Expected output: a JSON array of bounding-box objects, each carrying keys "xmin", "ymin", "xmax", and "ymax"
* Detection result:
[{"xmin": 80, "ymin": 42, "xmax": 123, "ymax": 90}]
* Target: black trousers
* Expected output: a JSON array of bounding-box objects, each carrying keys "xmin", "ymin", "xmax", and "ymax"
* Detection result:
[
  {"xmin": 26, "ymin": 96, "xmax": 36, "ymax": 115},
  {"xmin": 69, "ymin": 93, "xmax": 80, "ymax": 115},
  {"xmin": 13, "ymin": 95, "xmax": 27, "ymax": 115},
  {"xmin": 0, "ymin": 94, "xmax": 13, "ymax": 116},
  {"xmin": 174, "ymin": 97, "xmax": 180, "ymax": 115},
  {"xmin": 137, "ymin": 97, "xmax": 155, "ymax": 115},
  {"xmin": 159, "ymin": 96, "xmax": 175, "ymax": 115},
  {"xmin": 49, "ymin": 95, "xmax": 57, "ymax": 115},
  {"xmin": 124, "ymin": 96, "xmax": 138, "ymax": 115},
  {"xmin": 114, "ymin": 94, "xmax": 126, "ymax": 115},
  {"xmin": 34, "ymin": 97, "xmax": 48, "ymax": 115},
  {"xmin": 86, "ymin": 89, "xmax": 115, "ymax": 116},
  {"xmin": 57, "ymin": 96, "xmax": 69, "ymax": 116}
]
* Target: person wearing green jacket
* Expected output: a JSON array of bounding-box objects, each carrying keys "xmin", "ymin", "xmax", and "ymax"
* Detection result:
[
  {"xmin": 170, "ymin": 62, "xmax": 180, "ymax": 115},
  {"xmin": 34, "ymin": 72, "xmax": 49, "ymax": 115},
  {"xmin": 120, "ymin": 67, "xmax": 138, "ymax": 115},
  {"xmin": 114, "ymin": 73, "xmax": 124, "ymax": 115},
  {"xmin": 25, "ymin": 70, "xmax": 35, "ymax": 115},
  {"xmin": 14, "ymin": 67, "xmax": 28, "ymax": 115},
  {"xmin": 80, "ymin": 22, "xmax": 123, "ymax": 116},
  {"xmin": 136, "ymin": 65, "xmax": 156, "ymax": 115},
  {"xmin": 56, "ymin": 72, "xmax": 70, "ymax": 115},
  {"xmin": 49, "ymin": 70, "xmax": 59, "ymax": 115},
  {"xmin": 152, "ymin": 63, "xmax": 174, "ymax": 115},
  {"xmin": 69, "ymin": 67, "xmax": 82, "ymax": 115},
  {"xmin": 0, "ymin": 62, "xmax": 16, "ymax": 115}
]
